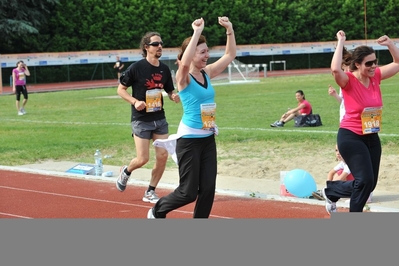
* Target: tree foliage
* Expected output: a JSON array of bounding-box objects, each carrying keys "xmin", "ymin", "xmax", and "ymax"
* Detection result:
[
  {"xmin": 0, "ymin": 0, "xmax": 60, "ymax": 52},
  {"xmin": 1, "ymin": 0, "xmax": 399, "ymax": 54}
]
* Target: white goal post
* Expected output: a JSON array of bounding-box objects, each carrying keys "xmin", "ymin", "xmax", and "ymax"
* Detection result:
[
  {"xmin": 269, "ymin": 60, "xmax": 286, "ymax": 71},
  {"xmin": 212, "ymin": 59, "xmax": 267, "ymax": 85},
  {"xmin": 170, "ymin": 59, "xmax": 267, "ymax": 87}
]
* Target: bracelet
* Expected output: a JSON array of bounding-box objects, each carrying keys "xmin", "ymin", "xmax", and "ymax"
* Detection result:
[{"xmin": 226, "ymin": 31, "xmax": 233, "ymax": 35}]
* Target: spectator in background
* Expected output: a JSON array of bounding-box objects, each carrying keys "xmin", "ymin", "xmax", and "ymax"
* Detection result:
[
  {"xmin": 326, "ymin": 144, "xmax": 354, "ymax": 182},
  {"xmin": 313, "ymin": 144, "xmax": 372, "ymax": 203},
  {"xmin": 12, "ymin": 60, "xmax": 30, "ymax": 115},
  {"xmin": 270, "ymin": 89, "xmax": 312, "ymax": 127},
  {"xmin": 312, "ymin": 144, "xmax": 354, "ymax": 200},
  {"xmin": 328, "ymin": 63, "xmax": 350, "ymax": 122},
  {"xmin": 328, "ymin": 84, "xmax": 345, "ymax": 122},
  {"xmin": 114, "ymin": 56, "xmax": 124, "ymax": 80}
]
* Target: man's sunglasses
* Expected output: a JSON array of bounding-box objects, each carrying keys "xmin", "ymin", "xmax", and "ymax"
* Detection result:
[
  {"xmin": 147, "ymin": 41, "xmax": 163, "ymax": 47},
  {"xmin": 364, "ymin": 59, "xmax": 378, "ymax": 67}
]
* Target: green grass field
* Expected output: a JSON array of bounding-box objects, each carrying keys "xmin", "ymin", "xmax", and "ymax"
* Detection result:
[{"xmin": 1, "ymin": 72, "xmax": 398, "ymax": 170}]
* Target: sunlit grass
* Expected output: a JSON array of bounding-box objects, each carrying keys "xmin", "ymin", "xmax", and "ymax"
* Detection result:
[{"xmin": 1, "ymin": 73, "xmax": 398, "ymax": 169}]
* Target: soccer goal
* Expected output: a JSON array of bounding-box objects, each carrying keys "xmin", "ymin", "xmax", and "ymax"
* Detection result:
[
  {"xmin": 170, "ymin": 59, "xmax": 263, "ymax": 87},
  {"xmin": 212, "ymin": 59, "xmax": 261, "ymax": 85}
]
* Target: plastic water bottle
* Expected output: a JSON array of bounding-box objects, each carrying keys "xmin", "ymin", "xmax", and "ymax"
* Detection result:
[{"xmin": 94, "ymin": 149, "xmax": 103, "ymax": 176}]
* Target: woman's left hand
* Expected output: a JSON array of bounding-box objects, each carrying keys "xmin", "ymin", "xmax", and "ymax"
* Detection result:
[
  {"xmin": 218, "ymin": 16, "xmax": 232, "ymax": 29},
  {"xmin": 377, "ymin": 35, "xmax": 392, "ymax": 46}
]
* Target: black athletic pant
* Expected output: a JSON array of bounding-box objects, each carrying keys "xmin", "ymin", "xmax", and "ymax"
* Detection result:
[
  {"xmin": 325, "ymin": 128, "xmax": 381, "ymax": 212},
  {"xmin": 153, "ymin": 134, "xmax": 217, "ymax": 218},
  {"xmin": 15, "ymin": 85, "xmax": 28, "ymax": 101}
]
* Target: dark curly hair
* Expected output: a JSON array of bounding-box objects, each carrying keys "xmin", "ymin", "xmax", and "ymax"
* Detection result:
[{"xmin": 139, "ymin": 32, "xmax": 162, "ymax": 58}]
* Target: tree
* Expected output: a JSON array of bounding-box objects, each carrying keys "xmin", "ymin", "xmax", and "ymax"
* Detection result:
[{"xmin": 0, "ymin": 0, "xmax": 60, "ymax": 53}]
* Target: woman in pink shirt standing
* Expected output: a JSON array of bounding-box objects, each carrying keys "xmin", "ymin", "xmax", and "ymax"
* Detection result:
[
  {"xmin": 322, "ymin": 30, "xmax": 399, "ymax": 214},
  {"xmin": 12, "ymin": 60, "xmax": 30, "ymax": 115}
]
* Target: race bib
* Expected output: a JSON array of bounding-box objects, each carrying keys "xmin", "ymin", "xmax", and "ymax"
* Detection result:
[
  {"xmin": 361, "ymin": 107, "xmax": 382, "ymax": 134},
  {"xmin": 145, "ymin": 89, "xmax": 162, "ymax": 112},
  {"xmin": 18, "ymin": 72, "xmax": 25, "ymax": 81},
  {"xmin": 200, "ymin": 103, "xmax": 216, "ymax": 130}
]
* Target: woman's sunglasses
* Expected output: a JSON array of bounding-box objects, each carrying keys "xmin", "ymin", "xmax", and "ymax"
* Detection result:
[
  {"xmin": 364, "ymin": 59, "xmax": 378, "ymax": 67},
  {"xmin": 147, "ymin": 41, "xmax": 163, "ymax": 47}
]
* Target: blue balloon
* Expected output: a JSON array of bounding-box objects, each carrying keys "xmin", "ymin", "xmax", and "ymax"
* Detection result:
[{"xmin": 283, "ymin": 169, "xmax": 317, "ymax": 198}]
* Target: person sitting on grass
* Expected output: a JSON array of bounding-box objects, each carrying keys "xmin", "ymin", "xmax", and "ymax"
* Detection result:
[{"xmin": 270, "ymin": 90, "xmax": 312, "ymax": 127}]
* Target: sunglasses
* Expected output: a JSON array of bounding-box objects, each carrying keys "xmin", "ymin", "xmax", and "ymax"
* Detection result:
[
  {"xmin": 364, "ymin": 59, "xmax": 378, "ymax": 67},
  {"xmin": 147, "ymin": 41, "xmax": 163, "ymax": 47}
]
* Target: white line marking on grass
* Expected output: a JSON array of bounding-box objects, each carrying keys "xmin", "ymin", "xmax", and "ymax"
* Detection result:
[
  {"xmin": 2, "ymin": 118, "xmax": 399, "ymax": 137},
  {"xmin": 0, "ymin": 118, "xmax": 128, "ymax": 126}
]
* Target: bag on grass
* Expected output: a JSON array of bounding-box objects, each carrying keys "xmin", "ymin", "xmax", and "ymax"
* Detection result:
[{"xmin": 294, "ymin": 114, "xmax": 322, "ymax": 127}]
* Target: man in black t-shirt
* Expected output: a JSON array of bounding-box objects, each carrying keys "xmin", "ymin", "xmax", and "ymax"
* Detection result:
[{"xmin": 115, "ymin": 31, "xmax": 180, "ymax": 204}]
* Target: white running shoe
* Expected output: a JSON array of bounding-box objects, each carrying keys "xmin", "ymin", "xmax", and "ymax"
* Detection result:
[
  {"xmin": 142, "ymin": 190, "xmax": 160, "ymax": 203},
  {"xmin": 322, "ymin": 188, "xmax": 337, "ymax": 215},
  {"xmin": 147, "ymin": 208, "xmax": 156, "ymax": 219},
  {"xmin": 116, "ymin": 166, "xmax": 130, "ymax": 192}
]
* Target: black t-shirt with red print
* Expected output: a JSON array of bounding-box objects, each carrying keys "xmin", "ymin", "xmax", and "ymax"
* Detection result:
[{"xmin": 120, "ymin": 59, "xmax": 175, "ymax": 122}]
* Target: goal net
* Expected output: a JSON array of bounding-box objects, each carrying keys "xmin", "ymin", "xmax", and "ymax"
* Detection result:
[
  {"xmin": 212, "ymin": 59, "xmax": 260, "ymax": 85},
  {"xmin": 170, "ymin": 59, "xmax": 261, "ymax": 87}
]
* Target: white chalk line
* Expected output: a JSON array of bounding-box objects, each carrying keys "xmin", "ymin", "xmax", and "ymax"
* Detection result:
[
  {"xmin": 1, "ymin": 118, "xmax": 398, "ymax": 137},
  {"xmin": 0, "ymin": 185, "xmax": 233, "ymax": 219}
]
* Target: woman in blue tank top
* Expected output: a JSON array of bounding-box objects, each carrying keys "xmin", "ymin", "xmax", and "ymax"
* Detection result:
[{"xmin": 148, "ymin": 16, "xmax": 236, "ymax": 218}]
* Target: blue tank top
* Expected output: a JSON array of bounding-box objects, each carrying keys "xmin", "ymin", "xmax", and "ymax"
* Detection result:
[{"xmin": 179, "ymin": 70, "xmax": 215, "ymax": 129}]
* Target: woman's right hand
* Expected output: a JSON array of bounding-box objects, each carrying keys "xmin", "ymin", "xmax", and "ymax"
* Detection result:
[
  {"xmin": 336, "ymin": 30, "xmax": 346, "ymax": 41},
  {"xmin": 192, "ymin": 18, "xmax": 204, "ymax": 32},
  {"xmin": 218, "ymin": 16, "xmax": 232, "ymax": 30},
  {"xmin": 328, "ymin": 85, "xmax": 337, "ymax": 96}
]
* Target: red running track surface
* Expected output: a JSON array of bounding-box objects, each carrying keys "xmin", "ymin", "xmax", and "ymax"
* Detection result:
[
  {"xmin": 0, "ymin": 69, "xmax": 331, "ymax": 95},
  {"xmin": 0, "ymin": 69, "xmax": 339, "ymax": 219},
  {"xmin": 0, "ymin": 170, "xmax": 340, "ymax": 219}
]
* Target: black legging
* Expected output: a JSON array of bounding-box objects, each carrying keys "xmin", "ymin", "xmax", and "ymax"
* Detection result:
[
  {"xmin": 325, "ymin": 128, "xmax": 381, "ymax": 212},
  {"xmin": 15, "ymin": 85, "xmax": 28, "ymax": 101},
  {"xmin": 153, "ymin": 134, "xmax": 217, "ymax": 218}
]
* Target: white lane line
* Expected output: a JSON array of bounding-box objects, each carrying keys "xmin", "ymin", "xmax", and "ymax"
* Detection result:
[
  {"xmin": 0, "ymin": 186, "xmax": 233, "ymax": 219},
  {"xmin": 0, "ymin": 212, "xmax": 33, "ymax": 219}
]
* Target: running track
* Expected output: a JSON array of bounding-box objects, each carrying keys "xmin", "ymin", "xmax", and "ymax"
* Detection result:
[
  {"xmin": 0, "ymin": 68, "xmax": 331, "ymax": 95},
  {"xmin": 0, "ymin": 169, "xmax": 338, "ymax": 219},
  {"xmin": 1, "ymin": 68, "xmax": 340, "ymax": 219}
]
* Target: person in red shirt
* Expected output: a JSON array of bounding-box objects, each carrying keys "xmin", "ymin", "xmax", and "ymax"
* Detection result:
[{"xmin": 270, "ymin": 89, "xmax": 312, "ymax": 127}]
